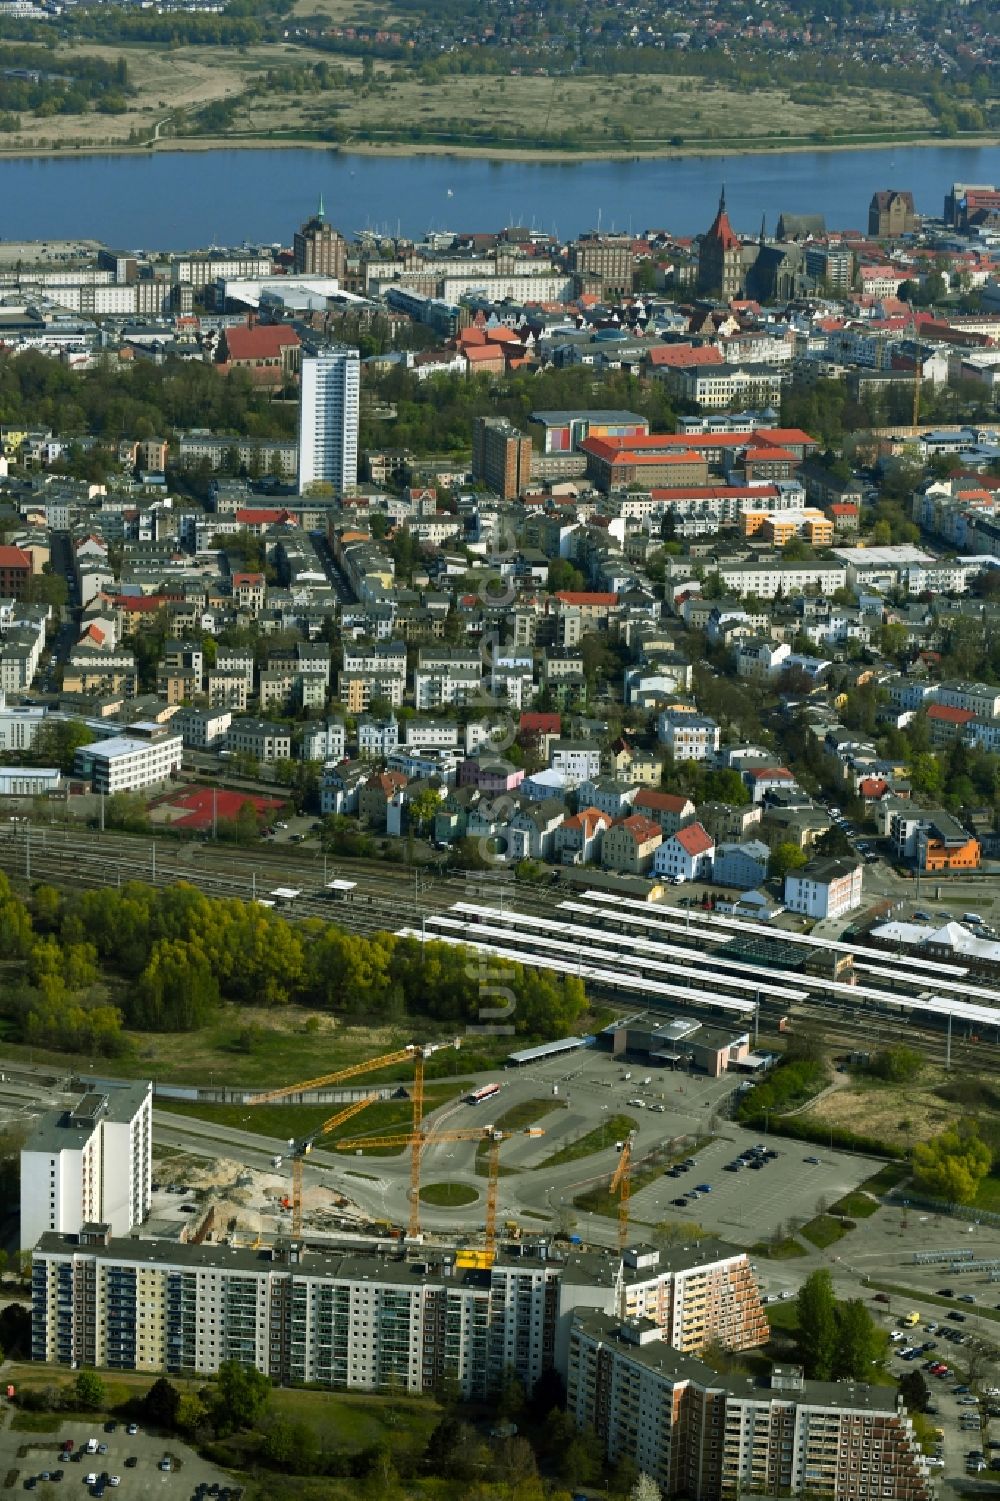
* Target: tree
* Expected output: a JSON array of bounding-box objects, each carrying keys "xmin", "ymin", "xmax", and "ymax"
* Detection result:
[
  {"xmin": 813, "ymin": 825, "xmax": 855, "ymax": 859},
  {"xmin": 869, "ymin": 1045, "xmax": 922, "ymax": 1083},
  {"xmin": 913, "ymin": 1119, "xmax": 992, "ymax": 1204},
  {"xmin": 74, "ymin": 1370, "xmax": 105, "ymax": 1411},
  {"xmin": 32, "ymin": 718, "xmax": 95, "ymax": 772},
  {"xmin": 141, "ymin": 1375, "xmax": 180, "ymax": 1430},
  {"xmin": 407, "ymin": 785, "xmax": 441, "ymax": 835},
  {"xmin": 630, "ymin": 1476, "xmax": 663, "ymax": 1501},
  {"xmin": 797, "ymin": 1269, "xmax": 838, "ymax": 1379},
  {"xmin": 214, "ymin": 1359, "xmax": 270, "ymax": 1432},
  {"xmin": 769, "ymin": 841, "xmax": 808, "ymax": 880},
  {"xmin": 834, "ymin": 1298, "xmax": 882, "ymax": 1380},
  {"xmin": 899, "ymin": 1369, "xmax": 929, "ymax": 1413}
]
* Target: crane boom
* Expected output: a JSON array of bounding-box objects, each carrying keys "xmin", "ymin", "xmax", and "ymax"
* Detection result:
[
  {"xmin": 246, "ymin": 1044, "xmax": 421, "ymax": 1106},
  {"xmin": 610, "ymin": 1133, "xmax": 635, "ymax": 1253}
]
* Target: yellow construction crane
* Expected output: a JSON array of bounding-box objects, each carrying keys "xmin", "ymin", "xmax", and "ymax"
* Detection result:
[
  {"xmin": 246, "ymin": 1038, "xmax": 460, "ymax": 1238},
  {"xmin": 336, "ymin": 1125, "xmax": 544, "ymax": 1252},
  {"xmin": 609, "ymin": 1132, "xmax": 636, "ymax": 1253}
]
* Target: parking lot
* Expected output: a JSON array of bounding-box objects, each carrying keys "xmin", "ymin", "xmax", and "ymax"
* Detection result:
[
  {"xmin": 627, "ymin": 1127, "xmax": 878, "ymax": 1239},
  {"xmin": 0, "ymin": 1419, "xmax": 237, "ymax": 1499},
  {"xmin": 884, "ymin": 1317, "xmax": 1000, "ymax": 1493},
  {"xmin": 490, "ymin": 1048, "xmax": 879, "ymax": 1244}
]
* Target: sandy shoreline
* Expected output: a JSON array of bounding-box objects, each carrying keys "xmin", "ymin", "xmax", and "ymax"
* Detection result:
[{"xmin": 0, "ymin": 131, "xmax": 996, "ymax": 165}]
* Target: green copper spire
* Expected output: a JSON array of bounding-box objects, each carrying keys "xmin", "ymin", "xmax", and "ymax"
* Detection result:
[{"xmin": 317, "ymin": 193, "xmax": 325, "ymax": 220}]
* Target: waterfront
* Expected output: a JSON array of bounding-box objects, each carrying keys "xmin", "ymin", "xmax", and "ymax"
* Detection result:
[{"xmin": 3, "ymin": 140, "xmax": 1000, "ymax": 247}]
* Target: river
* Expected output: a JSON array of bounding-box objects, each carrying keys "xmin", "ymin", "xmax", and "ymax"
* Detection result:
[{"xmin": 4, "ymin": 141, "xmax": 1000, "ymax": 248}]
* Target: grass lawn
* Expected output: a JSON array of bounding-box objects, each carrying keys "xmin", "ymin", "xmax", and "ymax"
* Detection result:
[
  {"xmin": 800, "ymin": 1214, "xmax": 848, "ymax": 1250},
  {"xmin": 419, "ymin": 1181, "xmax": 478, "ymax": 1207},
  {"xmin": 539, "ymin": 1113, "xmax": 637, "ymax": 1169},
  {"xmin": 753, "ymin": 1237, "xmax": 808, "ymax": 1260},
  {"xmin": 472, "ymin": 1096, "xmax": 566, "ymax": 1176},
  {"xmin": 830, "ymin": 1190, "xmax": 880, "ymax": 1218},
  {"xmin": 159, "ymin": 1080, "xmax": 472, "ymax": 1155},
  {"xmin": 268, "ymin": 1385, "xmax": 441, "ymax": 1452},
  {"xmin": 763, "ymin": 1299, "xmax": 799, "ymax": 1332},
  {"xmin": 10, "ymin": 1412, "xmax": 62, "ymax": 1431},
  {"xmin": 5, "ymin": 1008, "xmax": 506, "ymax": 1093},
  {"xmin": 972, "ymin": 1174, "xmax": 1000, "ymax": 1212}
]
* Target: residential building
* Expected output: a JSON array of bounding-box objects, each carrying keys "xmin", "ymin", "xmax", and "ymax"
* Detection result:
[
  {"xmin": 633, "ymin": 789, "xmax": 696, "ymax": 837},
  {"xmin": 472, "ymin": 416, "xmax": 533, "ymax": 500},
  {"xmin": 889, "ymin": 808, "xmax": 981, "ymax": 873},
  {"xmin": 74, "ymin": 725, "xmax": 183, "ymax": 794},
  {"xmin": 712, "ymin": 839, "xmax": 770, "ymax": 890},
  {"xmin": 30, "ymin": 1234, "xmax": 766, "ymax": 1399},
  {"xmin": 170, "ymin": 707, "xmax": 232, "ymax": 751},
  {"xmin": 20, "ymin": 1083, "xmax": 151, "ymax": 1251},
  {"xmin": 784, "ymin": 855, "xmax": 863, "ymax": 920},
  {"xmin": 653, "ymin": 822, "xmax": 715, "ymax": 883},
  {"xmin": 302, "ymin": 717, "xmax": 347, "ymax": 763},
  {"xmin": 226, "ymin": 718, "xmax": 293, "ymax": 764},
  {"xmin": 298, "ymin": 346, "xmax": 361, "ymax": 494},
  {"xmin": 568, "ymin": 1319, "xmax": 933, "ymax": 1501},
  {"xmin": 657, "ymin": 709, "xmax": 721, "ymax": 762},
  {"xmin": 507, "ymin": 799, "xmax": 566, "ymax": 860},
  {"xmin": 555, "ymin": 806, "xmax": 610, "ymax": 865},
  {"xmin": 720, "ymin": 1362, "xmax": 932, "ymax": 1501},
  {"xmin": 0, "ymin": 544, "xmax": 31, "ymax": 598},
  {"xmin": 601, "ymin": 814, "xmax": 663, "ymax": 874},
  {"xmin": 358, "ymin": 714, "xmax": 400, "ymax": 760},
  {"xmin": 550, "ymin": 740, "xmax": 602, "ymax": 783},
  {"xmin": 578, "ymin": 777, "xmax": 640, "ymax": 820},
  {"xmin": 206, "ymin": 670, "xmax": 249, "ymax": 711}
]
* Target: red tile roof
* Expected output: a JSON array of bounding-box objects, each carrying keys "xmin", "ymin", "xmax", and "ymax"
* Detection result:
[
  {"xmin": 618, "ymin": 814, "xmax": 663, "ymax": 843},
  {"xmin": 519, "ymin": 712, "xmax": 561, "ymax": 735},
  {"xmin": 927, "ymin": 704, "xmax": 976, "ymax": 724},
  {"xmin": 635, "ymin": 789, "xmax": 693, "ymax": 814},
  {"xmin": 671, "ymin": 821, "xmax": 714, "ymax": 856},
  {"xmin": 465, "ymin": 344, "xmax": 505, "ymax": 364},
  {"xmin": 748, "ymin": 766, "xmax": 793, "ymax": 781},
  {"xmin": 859, "ymin": 777, "xmax": 889, "ymax": 798},
  {"xmin": 234, "ymin": 508, "xmax": 295, "ymax": 526},
  {"xmin": 554, "ymin": 591, "xmax": 619, "ymax": 606},
  {"xmin": 647, "ymin": 344, "xmax": 724, "ymax": 368},
  {"xmin": 0, "ymin": 545, "xmax": 30, "ymax": 569},
  {"xmin": 223, "ymin": 324, "xmax": 299, "ymax": 361}
]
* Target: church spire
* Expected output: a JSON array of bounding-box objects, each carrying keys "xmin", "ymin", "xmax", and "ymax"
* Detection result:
[
  {"xmin": 760, "ymin": 213, "xmax": 767, "ymax": 246},
  {"xmin": 317, "ymin": 193, "xmax": 326, "ymax": 220},
  {"xmin": 719, "ymin": 184, "xmax": 726, "ymax": 214}
]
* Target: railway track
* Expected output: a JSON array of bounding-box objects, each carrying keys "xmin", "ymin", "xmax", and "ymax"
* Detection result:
[{"xmin": 6, "ymin": 829, "xmax": 993, "ymax": 1068}]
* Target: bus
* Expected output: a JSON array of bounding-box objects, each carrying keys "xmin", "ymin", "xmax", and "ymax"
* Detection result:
[{"xmin": 467, "ymin": 1083, "xmax": 502, "ymax": 1106}]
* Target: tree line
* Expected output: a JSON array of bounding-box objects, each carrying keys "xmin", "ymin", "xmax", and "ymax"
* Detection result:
[{"xmin": 0, "ymin": 873, "xmax": 586, "ymax": 1048}]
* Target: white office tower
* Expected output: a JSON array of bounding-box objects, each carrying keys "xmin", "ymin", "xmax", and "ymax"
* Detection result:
[
  {"xmin": 20, "ymin": 1082, "xmax": 152, "ymax": 1250},
  {"xmin": 298, "ymin": 345, "xmax": 360, "ymax": 493}
]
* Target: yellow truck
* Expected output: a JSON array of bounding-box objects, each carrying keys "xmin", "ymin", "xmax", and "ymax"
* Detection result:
[{"xmin": 902, "ymin": 1311, "xmax": 920, "ymax": 1327}]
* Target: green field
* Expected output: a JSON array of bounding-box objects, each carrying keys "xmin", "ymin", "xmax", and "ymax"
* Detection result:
[
  {"xmin": 419, "ymin": 1181, "xmax": 478, "ymax": 1206},
  {"xmin": 159, "ymin": 1080, "xmax": 472, "ymax": 1155},
  {"xmin": 539, "ymin": 1113, "xmax": 636, "ymax": 1169},
  {"xmin": 800, "ymin": 1214, "xmax": 849, "ymax": 1250},
  {"xmin": 830, "ymin": 1190, "xmax": 881, "ymax": 1218}
]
